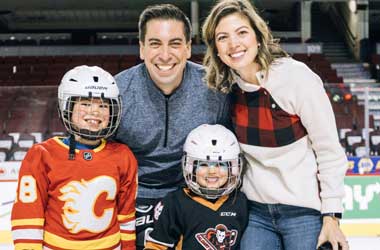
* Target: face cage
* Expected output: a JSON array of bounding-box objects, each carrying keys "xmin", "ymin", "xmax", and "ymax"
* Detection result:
[
  {"xmin": 59, "ymin": 96, "xmax": 122, "ymax": 140},
  {"xmin": 182, "ymin": 154, "xmax": 242, "ymax": 199}
]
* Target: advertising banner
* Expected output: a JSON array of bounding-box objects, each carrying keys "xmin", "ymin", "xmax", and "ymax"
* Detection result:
[
  {"xmin": 341, "ymin": 175, "xmax": 380, "ymax": 236},
  {"xmin": 346, "ymin": 156, "xmax": 380, "ymax": 174}
]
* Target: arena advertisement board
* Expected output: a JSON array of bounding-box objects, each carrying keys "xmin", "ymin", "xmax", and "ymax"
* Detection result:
[
  {"xmin": 0, "ymin": 162, "xmax": 20, "ymax": 181},
  {"xmin": 346, "ymin": 156, "xmax": 380, "ymax": 174},
  {"xmin": 341, "ymin": 175, "xmax": 380, "ymax": 236},
  {"xmin": 343, "ymin": 176, "xmax": 380, "ymax": 219},
  {"xmin": 0, "ymin": 162, "xmax": 19, "ymax": 246}
]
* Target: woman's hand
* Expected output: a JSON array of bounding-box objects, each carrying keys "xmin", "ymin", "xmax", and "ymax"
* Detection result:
[{"xmin": 317, "ymin": 216, "xmax": 349, "ymax": 250}]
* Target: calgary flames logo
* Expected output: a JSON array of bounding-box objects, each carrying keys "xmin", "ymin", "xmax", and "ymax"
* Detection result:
[
  {"xmin": 58, "ymin": 176, "xmax": 117, "ymax": 233},
  {"xmin": 195, "ymin": 224, "xmax": 238, "ymax": 250}
]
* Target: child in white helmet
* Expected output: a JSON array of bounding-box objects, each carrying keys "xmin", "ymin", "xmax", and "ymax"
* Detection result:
[
  {"xmin": 11, "ymin": 65, "xmax": 137, "ymax": 250},
  {"xmin": 144, "ymin": 124, "xmax": 248, "ymax": 250}
]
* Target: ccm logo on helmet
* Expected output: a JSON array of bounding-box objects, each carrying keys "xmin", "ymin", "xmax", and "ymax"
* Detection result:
[{"xmin": 85, "ymin": 86, "xmax": 108, "ymax": 90}]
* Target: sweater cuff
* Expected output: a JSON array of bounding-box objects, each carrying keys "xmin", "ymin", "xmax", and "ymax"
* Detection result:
[{"xmin": 321, "ymin": 197, "xmax": 343, "ymax": 214}]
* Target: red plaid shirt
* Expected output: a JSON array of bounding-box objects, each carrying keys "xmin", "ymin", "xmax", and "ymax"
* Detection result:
[{"xmin": 232, "ymin": 86, "xmax": 307, "ymax": 147}]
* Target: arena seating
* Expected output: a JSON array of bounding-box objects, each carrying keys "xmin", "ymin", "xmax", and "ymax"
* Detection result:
[
  {"xmin": 371, "ymin": 54, "xmax": 380, "ymax": 81},
  {"xmin": 0, "ymin": 148, "xmax": 9, "ymax": 162},
  {"xmin": 0, "ymin": 55, "xmax": 144, "ymax": 86},
  {"xmin": 292, "ymin": 53, "xmax": 343, "ymax": 83},
  {"xmin": 0, "ymin": 133, "xmax": 14, "ymax": 162},
  {"xmin": 0, "ymin": 52, "xmax": 378, "ymax": 160},
  {"xmin": 0, "ymin": 53, "xmax": 344, "ymax": 86}
]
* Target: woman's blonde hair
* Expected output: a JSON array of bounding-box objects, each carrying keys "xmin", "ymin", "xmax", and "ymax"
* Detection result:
[{"xmin": 202, "ymin": 0, "xmax": 288, "ymax": 93}]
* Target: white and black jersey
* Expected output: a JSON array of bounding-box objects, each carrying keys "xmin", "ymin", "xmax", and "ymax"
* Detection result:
[{"xmin": 145, "ymin": 188, "xmax": 248, "ymax": 250}]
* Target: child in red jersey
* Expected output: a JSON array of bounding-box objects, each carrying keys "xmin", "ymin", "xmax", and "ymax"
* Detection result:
[{"xmin": 11, "ymin": 65, "xmax": 137, "ymax": 250}]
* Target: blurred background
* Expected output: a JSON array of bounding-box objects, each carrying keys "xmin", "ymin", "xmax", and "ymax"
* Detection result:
[{"xmin": 0, "ymin": 0, "xmax": 380, "ymax": 249}]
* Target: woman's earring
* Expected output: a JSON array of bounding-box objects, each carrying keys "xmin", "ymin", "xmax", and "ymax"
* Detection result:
[{"xmin": 258, "ymin": 43, "xmax": 261, "ymax": 48}]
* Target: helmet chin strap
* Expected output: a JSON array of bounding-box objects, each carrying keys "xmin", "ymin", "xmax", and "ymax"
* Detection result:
[
  {"xmin": 68, "ymin": 134, "xmax": 76, "ymax": 160},
  {"xmin": 198, "ymin": 186, "xmax": 223, "ymax": 199},
  {"xmin": 77, "ymin": 128, "xmax": 108, "ymax": 141}
]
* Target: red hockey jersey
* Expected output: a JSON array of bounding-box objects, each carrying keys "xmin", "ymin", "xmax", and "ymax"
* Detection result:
[{"xmin": 11, "ymin": 137, "xmax": 138, "ymax": 250}]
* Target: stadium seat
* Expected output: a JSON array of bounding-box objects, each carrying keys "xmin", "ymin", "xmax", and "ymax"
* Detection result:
[
  {"xmin": 37, "ymin": 56, "xmax": 55, "ymax": 64},
  {"xmin": 292, "ymin": 53, "xmax": 309, "ymax": 62},
  {"xmin": 351, "ymin": 141, "xmax": 366, "ymax": 157},
  {"xmin": 338, "ymin": 128, "xmax": 352, "ymax": 141},
  {"xmin": 0, "ymin": 133, "xmax": 14, "ymax": 150},
  {"xmin": 44, "ymin": 131, "xmax": 67, "ymax": 141},
  {"xmin": 20, "ymin": 56, "xmax": 39, "ymax": 65},
  {"xmin": 345, "ymin": 130, "xmax": 363, "ymax": 155},
  {"xmin": 53, "ymin": 56, "xmax": 71, "ymax": 64},
  {"xmin": 309, "ymin": 53, "xmax": 325, "ymax": 62},
  {"xmin": 0, "ymin": 148, "xmax": 9, "ymax": 161},
  {"xmin": 8, "ymin": 145, "xmax": 29, "ymax": 161},
  {"xmin": 4, "ymin": 118, "xmax": 28, "ymax": 134},
  {"xmin": 102, "ymin": 62, "xmax": 120, "ymax": 75},
  {"xmin": 70, "ymin": 55, "xmax": 88, "ymax": 65},
  {"xmin": 370, "ymin": 130, "xmax": 380, "ymax": 155},
  {"xmin": 17, "ymin": 133, "xmax": 36, "ymax": 148}
]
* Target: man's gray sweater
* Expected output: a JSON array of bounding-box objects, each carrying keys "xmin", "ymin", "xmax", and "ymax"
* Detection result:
[{"xmin": 114, "ymin": 61, "xmax": 230, "ymax": 199}]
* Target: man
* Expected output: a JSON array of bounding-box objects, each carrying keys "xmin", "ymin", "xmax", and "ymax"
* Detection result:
[{"xmin": 114, "ymin": 4, "xmax": 230, "ymax": 249}]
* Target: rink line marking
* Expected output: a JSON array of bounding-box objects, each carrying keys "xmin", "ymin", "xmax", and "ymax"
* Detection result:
[{"xmin": 341, "ymin": 224, "xmax": 380, "ymax": 236}]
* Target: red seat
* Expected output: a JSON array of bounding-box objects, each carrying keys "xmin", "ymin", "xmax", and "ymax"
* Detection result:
[
  {"xmin": 102, "ymin": 62, "xmax": 120, "ymax": 75},
  {"xmin": 292, "ymin": 53, "xmax": 309, "ymax": 62},
  {"xmin": 309, "ymin": 53, "xmax": 325, "ymax": 62}
]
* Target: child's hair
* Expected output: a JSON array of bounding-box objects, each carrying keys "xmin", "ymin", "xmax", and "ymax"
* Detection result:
[{"xmin": 182, "ymin": 124, "xmax": 242, "ymax": 199}]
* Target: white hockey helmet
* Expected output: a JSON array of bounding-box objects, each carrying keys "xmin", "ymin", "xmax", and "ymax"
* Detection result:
[
  {"xmin": 182, "ymin": 124, "xmax": 242, "ymax": 199},
  {"xmin": 58, "ymin": 65, "xmax": 121, "ymax": 140}
]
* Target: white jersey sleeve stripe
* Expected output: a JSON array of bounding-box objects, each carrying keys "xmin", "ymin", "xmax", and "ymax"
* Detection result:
[
  {"xmin": 12, "ymin": 229, "xmax": 43, "ymax": 241},
  {"xmin": 120, "ymin": 220, "xmax": 135, "ymax": 231}
]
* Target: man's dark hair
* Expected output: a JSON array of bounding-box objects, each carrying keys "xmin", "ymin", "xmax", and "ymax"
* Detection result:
[{"xmin": 138, "ymin": 4, "xmax": 192, "ymax": 43}]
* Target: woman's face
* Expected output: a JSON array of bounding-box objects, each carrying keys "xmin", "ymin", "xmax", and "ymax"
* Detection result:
[{"xmin": 215, "ymin": 13, "xmax": 259, "ymax": 74}]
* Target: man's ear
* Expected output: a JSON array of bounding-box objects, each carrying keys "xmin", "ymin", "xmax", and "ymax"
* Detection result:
[
  {"xmin": 139, "ymin": 41, "xmax": 145, "ymax": 60},
  {"xmin": 186, "ymin": 40, "xmax": 192, "ymax": 59}
]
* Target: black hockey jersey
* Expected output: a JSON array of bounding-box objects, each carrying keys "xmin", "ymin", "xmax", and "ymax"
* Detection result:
[{"xmin": 145, "ymin": 188, "xmax": 248, "ymax": 250}]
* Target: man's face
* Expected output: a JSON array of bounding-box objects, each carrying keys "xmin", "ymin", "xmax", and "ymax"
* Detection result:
[{"xmin": 140, "ymin": 19, "xmax": 191, "ymax": 93}]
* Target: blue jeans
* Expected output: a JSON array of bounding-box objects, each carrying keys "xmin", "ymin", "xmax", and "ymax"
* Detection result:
[{"xmin": 240, "ymin": 200, "xmax": 322, "ymax": 250}]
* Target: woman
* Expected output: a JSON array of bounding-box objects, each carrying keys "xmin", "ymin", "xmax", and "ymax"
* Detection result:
[{"xmin": 202, "ymin": 1, "xmax": 349, "ymax": 250}]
